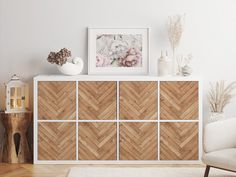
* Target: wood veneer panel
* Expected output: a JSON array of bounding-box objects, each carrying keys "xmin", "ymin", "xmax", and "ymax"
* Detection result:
[
  {"xmin": 38, "ymin": 81, "xmax": 76, "ymax": 120},
  {"xmin": 120, "ymin": 81, "xmax": 158, "ymax": 120},
  {"xmin": 160, "ymin": 81, "xmax": 198, "ymax": 120},
  {"xmin": 78, "ymin": 122, "xmax": 117, "ymax": 160},
  {"xmin": 120, "ymin": 122, "xmax": 158, "ymax": 160},
  {"xmin": 78, "ymin": 81, "xmax": 117, "ymax": 120},
  {"xmin": 160, "ymin": 122, "xmax": 198, "ymax": 160},
  {"xmin": 38, "ymin": 122, "xmax": 76, "ymax": 160}
]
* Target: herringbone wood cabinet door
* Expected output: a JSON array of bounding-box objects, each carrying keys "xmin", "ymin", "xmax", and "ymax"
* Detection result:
[
  {"xmin": 78, "ymin": 81, "xmax": 117, "ymax": 120},
  {"xmin": 160, "ymin": 122, "xmax": 198, "ymax": 160},
  {"xmin": 38, "ymin": 81, "xmax": 76, "ymax": 120},
  {"xmin": 120, "ymin": 122, "xmax": 158, "ymax": 160},
  {"xmin": 120, "ymin": 82, "xmax": 158, "ymax": 120},
  {"xmin": 78, "ymin": 122, "xmax": 117, "ymax": 160},
  {"xmin": 38, "ymin": 122, "xmax": 76, "ymax": 160},
  {"xmin": 160, "ymin": 81, "xmax": 198, "ymax": 120}
]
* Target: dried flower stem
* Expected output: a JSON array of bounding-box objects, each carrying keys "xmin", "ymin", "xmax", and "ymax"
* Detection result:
[
  {"xmin": 167, "ymin": 14, "xmax": 185, "ymax": 55},
  {"xmin": 208, "ymin": 81, "xmax": 236, "ymax": 113},
  {"xmin": 167, "ymin": 14, "xmax": 185, "ymax": 75}
]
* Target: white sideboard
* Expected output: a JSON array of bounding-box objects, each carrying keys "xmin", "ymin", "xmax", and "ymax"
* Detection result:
[{"xmin": 34, "ymin": 75, "xmax": 202, "ymax": 164}]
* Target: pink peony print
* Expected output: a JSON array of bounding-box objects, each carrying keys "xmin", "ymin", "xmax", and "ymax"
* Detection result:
[
  {"xmin": 119, "ymin": 48, "xmax": 142, "ymax": 67},
  {"xmin": 96, "ymin": 54, "xmax": 110, "ymax": 67}
]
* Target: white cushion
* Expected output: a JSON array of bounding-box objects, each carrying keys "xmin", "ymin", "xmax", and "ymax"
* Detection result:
[
  {"xmin": 202, "ymin": 148, "xmax": 236, "ymax": 171},
  {"xmin": 204, "ymin": 118, "xmax": 236, "ymax": 153}
]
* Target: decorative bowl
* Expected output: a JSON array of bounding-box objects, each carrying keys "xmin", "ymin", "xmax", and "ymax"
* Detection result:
[{"xmin": 57, "ymin": 57, "xmax": 84, "ymax": 76}]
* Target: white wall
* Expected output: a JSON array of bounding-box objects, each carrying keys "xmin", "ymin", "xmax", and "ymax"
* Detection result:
[{"xmin": 0, "ymin": 0, "xmax": 236, "ymax": 140}]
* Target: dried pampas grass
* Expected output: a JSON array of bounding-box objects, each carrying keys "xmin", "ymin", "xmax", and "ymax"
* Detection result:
[
  {"xmin": 208, "ymin": 81, "xmax": 236, "ymax": 113},
  {"xmin": 167, "ymin": 14, "xmax": 185, "ymax": 54}
]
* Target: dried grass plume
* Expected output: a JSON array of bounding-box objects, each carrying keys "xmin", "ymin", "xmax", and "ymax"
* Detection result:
[
  {"xmin": 208, "ymin": 81, "xmax": 236, "ymax": 113},
  {"xmin": 167, "ymin": 14, "xmax": 185, "ymax": 54}
]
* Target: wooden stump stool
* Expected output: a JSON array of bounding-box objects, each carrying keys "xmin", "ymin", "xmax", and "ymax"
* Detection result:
[{"xmin": 0, "ymin": 112, "xmax": 32, "ymax": 163}]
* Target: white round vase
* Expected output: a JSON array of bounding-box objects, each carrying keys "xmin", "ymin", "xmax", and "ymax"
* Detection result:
[
  {"xmin": 208, "ymin": 112, "xmax": 225, "ymax": 123},
  {"xmin": 57, "ymin": 57, "xmax": 84, "ymax": 76}
]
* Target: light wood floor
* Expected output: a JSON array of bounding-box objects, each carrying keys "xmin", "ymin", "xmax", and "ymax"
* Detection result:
[{"xmin": 0, "ymin": 163, "xmax": 204, "ymax": 177}]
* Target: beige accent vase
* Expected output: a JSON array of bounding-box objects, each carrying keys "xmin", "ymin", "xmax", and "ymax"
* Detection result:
[{"xmin": 158, "ymin": 52, "xmax": 172, "ymax": 76}]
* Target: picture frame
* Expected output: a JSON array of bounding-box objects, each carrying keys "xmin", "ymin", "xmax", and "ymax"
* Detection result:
[{"xmin": 88, "ymin": 28, "xmax": 150, "ymax": 75}]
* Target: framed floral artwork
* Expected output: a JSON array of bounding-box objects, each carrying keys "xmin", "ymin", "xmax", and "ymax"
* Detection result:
[{"xmin": 88, "ymin": 28, "xmax": 150, "ymax": 75}]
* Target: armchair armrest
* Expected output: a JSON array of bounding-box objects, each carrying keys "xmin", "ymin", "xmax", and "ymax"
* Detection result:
[{"xmin": 204, "ymin": 117, "xmax": 236, "ymax": 153}]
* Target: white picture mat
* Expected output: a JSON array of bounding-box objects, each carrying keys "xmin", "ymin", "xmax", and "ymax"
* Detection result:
[{"xmin": 88, "ymin": 28, "xmax": 149, "ymax": 75}]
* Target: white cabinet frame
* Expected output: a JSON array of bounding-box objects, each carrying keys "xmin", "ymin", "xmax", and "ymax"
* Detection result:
[{"xmin": 34, "ymin": 75, "xmax": 202, "ymax": 164}]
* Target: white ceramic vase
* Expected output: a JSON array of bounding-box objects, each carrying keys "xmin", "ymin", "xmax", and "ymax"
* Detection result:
[
  {"xmin": 158, "ymin": 59, "xmax": 172, "ymax": 76},
  {"xmin": 57, "ymin": 57, "xmax": 84, "ymax": 76},
  {"xmin": 208, "ymin": 112, "xmax": 225, "ymax": 123},
  {"xmin": 158, "ymin": 52, "xmax": 172, "ymax": 76}
]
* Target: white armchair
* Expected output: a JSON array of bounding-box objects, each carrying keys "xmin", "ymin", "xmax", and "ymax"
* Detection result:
[{"xmin": 202, "ymin": 117, "xmax": 236, "ymax": 177}]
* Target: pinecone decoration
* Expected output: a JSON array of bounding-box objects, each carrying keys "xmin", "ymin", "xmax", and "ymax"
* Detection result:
[{"xmin": 47, "ymin": 48, "xmax": 72, "ymax": 66}]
